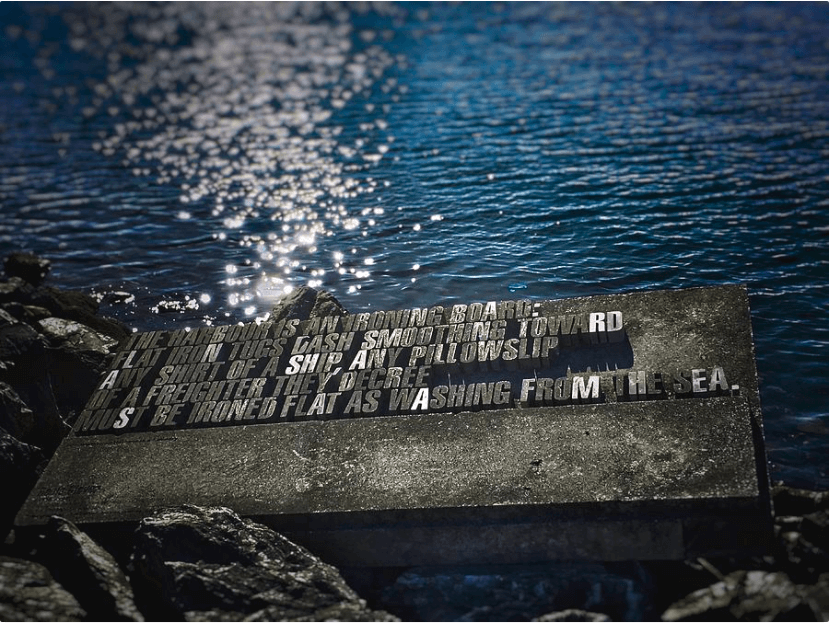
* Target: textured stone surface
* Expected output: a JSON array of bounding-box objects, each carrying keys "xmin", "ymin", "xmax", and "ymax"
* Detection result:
[
  {"xmin": 0, "ymin": 556, "xmax": 86, "ymax": 621},
  {"xmin": 39, "ymin": 316, "xmax": 119, "ymax": 419},
  {"xmin": 0, "ymin": 312, "xmax": 67, "ymax": 452},
  {"xmin": 131, "ymin": 506, "xmax": 395, "ymax": 621},
  {"xmin": 40, "ymin": 516, "xmax": 143, "ymax": 621},
  {"xmin": 0, "ymin": 430, "xmax": 44, "ymax": 535},
  {"xmin": 269, "ymin": 284, "xmax": 347, "ymax": 323},
  {"xmin": 661, "ymin": 570, "xmax": 827, "ymax": 622},
  {"xmin": 29, "ymin": 286, "xmax": 130, "ymax": 341},
  {"xmin": 0, "ymin": 381, "xmax": 35, "ymax": 442}
]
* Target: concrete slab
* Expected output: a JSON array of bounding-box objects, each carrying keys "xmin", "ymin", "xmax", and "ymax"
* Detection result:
[{"xmin": 16, "ymin": 285, "xmax": 772, "ymax": 564}]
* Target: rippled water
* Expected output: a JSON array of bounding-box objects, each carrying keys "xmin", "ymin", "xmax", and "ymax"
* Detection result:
[{"xmin": 0, "ymin": 2, "xmax": 826, "ymax": 489}]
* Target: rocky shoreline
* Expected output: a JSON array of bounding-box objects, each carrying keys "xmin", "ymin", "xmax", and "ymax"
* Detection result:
[{"xmin": 0, "ymin": 254, "xmax": 826, "ymax": 621}]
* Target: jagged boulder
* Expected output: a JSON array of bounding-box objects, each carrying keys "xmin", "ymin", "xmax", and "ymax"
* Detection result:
[
  {"xmin": 39, "ymin": 317, "xmax": 120, "ymax": 421},
  {"xmin": 29, "ymin": 285, "xmax": 130, "ymax": 341},
  {"xmin": 0, "ymin": 430, "xmax": 44, "ymax": 535},
  {"xmin": 661, "ymin": 570, "xmax": 827, "ymax": 621},
  {"xmin": 0, "ymin": 556, "xmax": 86, "ymax": 621},
  {"xmin": 0, "ymin": 381, "xmax": 35, "ymax": 443},
  {"xmin": 0, "ymin": 309, "xmax": 67, "ymax": 452},
  {"xmin": 1, "ymin": 301, "xmax": 52, "ymax": 326},
  {"xmin": 39, "ymin": 516, "xmax": 144, "ymax": 621},
  {"xmin": 131, "ymin": 505, "xmax": 397, "ymax": 621},
  {"xmin": 270, "ymin": 285, "xmax": 348, "ymax": 324},
  {"xmin": 0, "ymin": 276, "xmax": 36, "ymax": 305}
]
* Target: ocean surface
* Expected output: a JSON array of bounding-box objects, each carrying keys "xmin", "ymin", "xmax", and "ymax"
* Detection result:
[{"xmin": 0, "ymin": 2, "xmax": 826, "ymax": 489}]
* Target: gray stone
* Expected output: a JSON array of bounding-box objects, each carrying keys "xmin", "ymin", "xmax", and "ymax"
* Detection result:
[
  {"xmin": 772, "ymin": 485, "xmax": 828, "ymax": 517},
  {"xmin": 39, "ymin": 317, "xmax": 119, "ymax": 420},
  {"xmin": 1, "ymin": 301, "xmax": 52, "ymax": 326},
  {"xmin": 0, "ymin": 381, "xmax": 35, "ymax": 442},
  {"xmin": 41, "ymin": 516, "xmax": 144, "ymax": 621},
  {"xmin": 0, "ymin": 430, "xmax": 44, "ymax": 536},
  {"xmin": 270, "ymin": 284, "xmax": 347, "ymax": 323},
  {"xmin": 661, "ymin": 570, "xmax": 826, "ymax": 622},
  {"xmin": 0, "ymin": 276, "xmax": 35, "ymax": 304},
  {"xmin": 131, "ymin": 505, "xmax": 395, "ymax": 621},
  {"xmin": 4, "ymin": 252, "xmax": 51, "ymax": 286},
  {"xmin": 29, "ymin": 286, "xmax": 130, "ymax": 341},
  {"xmin": 0, "ymin": 312, "xmax": 67, "ymax": 452},
  {"xmin": 0, "ymin": 556, "xmax": 86, "ymax": 621}
]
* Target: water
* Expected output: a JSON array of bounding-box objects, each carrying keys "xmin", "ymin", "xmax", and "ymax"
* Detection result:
[{"xmin": 0, "ymin": 2, "xmax": 826, "ymax": 489}]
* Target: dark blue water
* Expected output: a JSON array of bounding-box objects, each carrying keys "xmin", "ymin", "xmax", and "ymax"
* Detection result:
[{"xmin": 0, "ymin": 2, "xmax": 826, "ymax": 489}]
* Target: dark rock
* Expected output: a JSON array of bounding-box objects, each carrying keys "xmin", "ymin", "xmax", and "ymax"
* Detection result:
[
  {"xmin": 40, "ymin": 516, "xmax": 144, "ymax": 621},
  {"xmin": 0, "ymin": 307, "xmax": 48, "ymax": 362},
  {"xmin": 533, "ymin": 609, "xmax": 612, "ymax": 622},
  {"xmin": 0, "ymin": 556, "xmax": 86, "ymax": 621},
  {"xmin": 0, "ymin": 276, "xmax": 35, "ymax": 304},
  {"xmin": 1, "ymin": 301, "xmax": 52, "ymax": 326},
  {"xmin": 39, "ymin": 317, "xmax": 119, "ymax": 420},
  {"xmin": 28, "ymin": 285, "xmax": 130, "ymax": 341},
  {"xmin": 131, "ymin": 505, "xmax": 396, "ymax": 621},
  {"xmin": 30, "ymin": 285, "xmax": 98, "ymax": 318},
  {"xmin": 0, "ymin": 310, "xmax": 67, "ymax": 452},
  {"xmin": 0, "ymin": 430, "xmax": 44, "ymax": 536},
  {"xmin": 801, "ymin": 510, "xmax": 828, "ymax": 553},
  {"xmin": 0, "ymin": 381, "xmax": 35, "ymax": 442},
  {"xmin": 270, "ymin": 285, "xmax": 348, "ymax": 324},
  {"xmin": 661, "ymin": 569, "xmax": 826, "ymax": 621},
  {"xmin": 773, "ymin": 522, "xmax": 827, "ymax": 584},
  {"xmin": 4, "ymin": 252, "xmax": 51, "ymax": 286},
  {"xmin": 801, "ymin": 573, "xmax": 829, "ymax": 622},
  {"xmin": 773, "ymin": 485, "xmax": 828, "ymax": 517}
]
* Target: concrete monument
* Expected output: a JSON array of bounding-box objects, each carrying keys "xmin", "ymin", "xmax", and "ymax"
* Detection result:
[{"xmin": 17, "ymin": 285, "xmax": 772, "ymax": 565}]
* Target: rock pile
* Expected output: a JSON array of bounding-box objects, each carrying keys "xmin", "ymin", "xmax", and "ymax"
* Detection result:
[
  {"xmin": 0, "ymin": 253, "xmax": 129, "ymax": 535},
  {"xmin": 0, "ymin": 254, "xmax": 825, "ymax": 621}
]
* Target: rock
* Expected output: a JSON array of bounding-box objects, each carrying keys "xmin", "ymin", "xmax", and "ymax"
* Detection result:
[
  {"xmin": 773, "ymin": 521, "xmax": 827, "ymax": 584},
  {"xmin": 0, "ymin": 307, "xmax": 48, "ymax": 362},
  {"xmin": 0, "ymin": 381, "xmax": 35, "ymax": 442},
  {"xmin": 661, "ymin": 569, "xmax": 825, "ymax": 621},
  {"xmin": 40, "ymin": 516, "xmax": 144, "ymax": 621},
  {"xmin": 270, "ymin": 285, "xmax": 348, "ymax": 324},
  {"xmin": 4, "ymin": 252, "xmax": 51, "ymax": 286},
  {"xmin": 773, "ymin": 485, "xmax": 828, "ymax": 517},
  {"xmin": 769, "ymin": 487, "xmax": 829, "ymax": 584},
  {"xmin": 28, "ymin": 286, "xmax": 130, "ymax": 341},
  {"xmin": 0, "ymin": 430, "xmax": 44, "ymax": 536},
  {"xmin": 801, "ymin": 510, "xmax": 828, "ymax": 553},
  {"xmin": 533, "ymin": 609, "xmax": 612, "ymax": 622},
  {"xmin": 0, "ymin": 311, "xmax": 67, "ymax": 452},
  {"xmin": 0, "ymin": 276, "xmax": 35, "ymax": 304},
  {"xmin": 1, "ymin": 301, "xmax": 52, "ymax": 326},
  {"xmin": 131, "ymin": 505, "xmax": 396, "ymax": 621},
  {"xmin": 39, "ymin": 317, "xmax": 119, "ymax": 420},
  {"xmin": 0, "ymin": 556, "xmax": 86, "ymax": 621}
]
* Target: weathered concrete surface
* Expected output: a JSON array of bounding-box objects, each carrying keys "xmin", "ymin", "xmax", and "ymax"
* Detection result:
[
  {"xmin": 16, "ymin": 396, "xmax": 765, "ymax": 564},
  {"xmin": 16, "ymin": 285, "xmax": 771, "ymax": 565}
]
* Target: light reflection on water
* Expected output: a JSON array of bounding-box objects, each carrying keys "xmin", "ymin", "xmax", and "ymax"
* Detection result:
[{"xmin": 0, "ymin": 2, "xmax": 826, "ymax": 488}]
